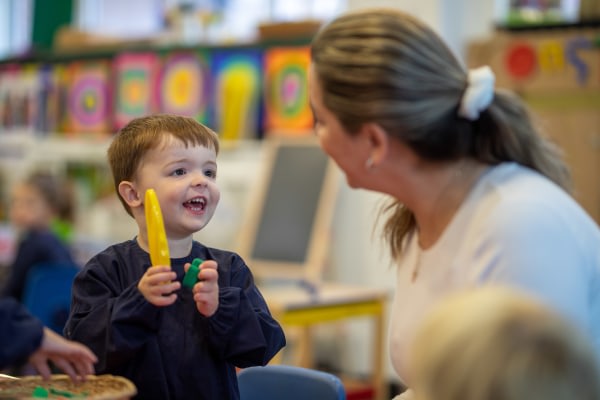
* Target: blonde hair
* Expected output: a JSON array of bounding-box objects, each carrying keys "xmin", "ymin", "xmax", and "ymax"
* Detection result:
[
  {"xmin": 410, "ymin": 286, "xmax": 600, "ymax": 400},
  {"xmin": 107, "ymin": 114, "xmax": 220, "ymax": 217},
  {"xmin": 310, "ymin": 9, "xmax": 571, "ymax": 260}
]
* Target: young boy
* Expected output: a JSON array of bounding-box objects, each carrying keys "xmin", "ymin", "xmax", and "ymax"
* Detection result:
[{"xmin": 64, "ymin": 114, "xmax": 286, "ymax": 399}]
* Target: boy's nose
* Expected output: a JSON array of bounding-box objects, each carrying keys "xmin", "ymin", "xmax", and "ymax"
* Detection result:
[{"xmin": 192, "ymin": 174, "xmax": 208, "ymax": 187}]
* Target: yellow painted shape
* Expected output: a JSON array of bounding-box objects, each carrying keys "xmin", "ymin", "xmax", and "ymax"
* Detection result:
[
  {"xmin": 538, "ymin": 40, "xmax": 565, "ymax": 72},
  {"xmin": 219, "ymin": 65, "xmax": 257, "ymax": 140}
]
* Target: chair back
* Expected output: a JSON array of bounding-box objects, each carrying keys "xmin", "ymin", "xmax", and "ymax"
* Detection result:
[
  {"xmin": 238, "ymin": 365, "xmax": 346, "ymax": 400},
  {"xmin": 22, "ymin": 262, "xmax": 80, "ymax": 334}
]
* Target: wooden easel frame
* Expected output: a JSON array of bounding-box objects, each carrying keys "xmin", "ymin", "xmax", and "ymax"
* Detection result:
[{"xmin": 235, "ymin": 137, "xmax": 340, "ymax": 285}]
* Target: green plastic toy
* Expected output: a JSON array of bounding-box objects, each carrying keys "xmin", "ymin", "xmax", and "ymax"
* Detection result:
[
  {"xmin": 183, "ymin": 258, "xmax": 203, "ymax": 288},
  {"xmin": 32, "ymin": 386, "xmax": 49, "ymax": 398}
]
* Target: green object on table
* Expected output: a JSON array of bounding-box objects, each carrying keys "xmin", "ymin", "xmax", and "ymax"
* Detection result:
[
  {"xmin": 183, "ymin": 258, "xmax": 203, "ymax": 288},
  {"xmin": 32, "ymin": 386, "xmax": 49, "ymax": 397}
]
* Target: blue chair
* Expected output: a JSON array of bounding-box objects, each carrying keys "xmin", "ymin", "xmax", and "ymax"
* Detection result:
[
  {"xmin": 238, "ymin": 365, "xmax": 346, "ymax": 400},
  {"xmin": 22, "ymin": 263, "xmax": 80, "ymax": 334}
]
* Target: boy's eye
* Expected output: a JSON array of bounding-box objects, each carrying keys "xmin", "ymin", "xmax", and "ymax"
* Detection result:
[
  {"xmin": 173, "ymin": 168, "xmax": 186, "ymax": 176},
  {"xmin": 204, "ymin": 169, "xmax": 217, "ymax": 179}
]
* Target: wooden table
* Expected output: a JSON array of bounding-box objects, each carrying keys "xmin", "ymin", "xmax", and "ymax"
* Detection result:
[{"xmin": 261, "ymin": 282, "xmax": 389, "ymax": 400}]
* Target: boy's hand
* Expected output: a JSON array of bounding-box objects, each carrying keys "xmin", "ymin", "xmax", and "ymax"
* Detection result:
[
  {"xmin": 138, "ymin": 265, "xmax": 180, "ymax": 306},
  {"xmin": 184, "ymin": 260, "xmax": 219, "ymax": 317}
]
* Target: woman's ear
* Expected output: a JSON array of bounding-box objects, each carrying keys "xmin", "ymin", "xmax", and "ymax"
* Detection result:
[
  {"xmin": 118, "ymin": 181, "xmax": 142, "ymax": 207},
  {"xmin": 361, "ymin": 122, "xmax": 390, "ymax": 168}
]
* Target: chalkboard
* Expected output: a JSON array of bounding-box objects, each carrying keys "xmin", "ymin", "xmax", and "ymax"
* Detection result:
[{"xmin": 236, "ymin": 138, "xmax": 339, "ymax": 284}]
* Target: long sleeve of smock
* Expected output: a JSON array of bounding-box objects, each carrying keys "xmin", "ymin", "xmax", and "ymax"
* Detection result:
[{"xmin": 0, "ymin": 297, "xmax": 44, "ymax": 369}]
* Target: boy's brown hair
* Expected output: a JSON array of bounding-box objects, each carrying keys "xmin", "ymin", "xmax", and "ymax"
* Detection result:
[{"xmin": 107, "ymin": 114, "xmax": 220, "ymax": 217}]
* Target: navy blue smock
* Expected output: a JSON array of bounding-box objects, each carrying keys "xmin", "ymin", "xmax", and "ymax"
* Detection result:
[{"xmin": 65, "ymin": 240, "xmax": 286, "ymax": 400}]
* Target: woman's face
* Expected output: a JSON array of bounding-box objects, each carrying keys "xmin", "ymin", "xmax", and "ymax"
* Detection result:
[{"xmin": 308, "ymin": 64, "xmax": 369, "ymax": 189}]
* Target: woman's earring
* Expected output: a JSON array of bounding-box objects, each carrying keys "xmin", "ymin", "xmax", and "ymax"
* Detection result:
[{"xmin": 365, "ymin": 157, "xmax": 374, "ymax": 170}]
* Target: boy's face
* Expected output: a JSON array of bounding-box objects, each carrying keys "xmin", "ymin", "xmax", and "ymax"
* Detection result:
[{"xmin": 133, "ymin": 136, "xmax": 220, "ymax": 240}]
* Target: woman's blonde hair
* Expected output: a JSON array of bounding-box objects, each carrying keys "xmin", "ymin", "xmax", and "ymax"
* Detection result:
[
  {"xmin": 410, "ymin": 286, "xmax": 600, "ymax": 400},
  {"xmin": 107, "ymin": 114, "xmax": 219, "ymax": 217},
  {"xmin": 310, "ymin": 9, "xmax": 570, "ymax": 260}
]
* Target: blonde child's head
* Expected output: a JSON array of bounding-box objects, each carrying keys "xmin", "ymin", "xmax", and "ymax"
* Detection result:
[
  {"xmin": 10, "ymin": 171, "xmax": 74, "ymax": 232},
  {"xmin": 410, "ymin": 286, "xmax": 600, "ymax": 400}
]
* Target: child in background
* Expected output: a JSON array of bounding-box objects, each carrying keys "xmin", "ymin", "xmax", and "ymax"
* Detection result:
[
  {"xmin": 1, "ymin": 171, "xmax": 76, "ymax": 301},
  {"xmin": 409, "ymin": 286, "xmax": 600, "ymax": 400},
  {"xmin": 65, "ymin": 114, "xmax": 286, "ymax": 400}
]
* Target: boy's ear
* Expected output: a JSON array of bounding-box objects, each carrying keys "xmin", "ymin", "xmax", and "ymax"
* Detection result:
[{"xmin": 118, "ymin": 181, "xmax": 142, "ymax": 207}]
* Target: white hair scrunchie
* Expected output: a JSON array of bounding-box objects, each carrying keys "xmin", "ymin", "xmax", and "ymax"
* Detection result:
[{"xmin": 458, "ymin": 66, "xmax": 495, "ymax": 121}]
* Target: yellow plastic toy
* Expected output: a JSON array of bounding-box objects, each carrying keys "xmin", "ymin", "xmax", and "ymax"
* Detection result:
[{"xmin": 145, "ymin": 188, "xmax": 170, "ymax": 267}]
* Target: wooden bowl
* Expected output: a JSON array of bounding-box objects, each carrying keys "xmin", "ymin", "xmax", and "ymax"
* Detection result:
[{"xmin": 0, "ymin": 374, "xmax": 137, "ymax": 399}]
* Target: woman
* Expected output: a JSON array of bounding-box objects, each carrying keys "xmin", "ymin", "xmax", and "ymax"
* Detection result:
[{"xmin": 309, "ymin": 8, "xmax": 600, "ymax": 398}]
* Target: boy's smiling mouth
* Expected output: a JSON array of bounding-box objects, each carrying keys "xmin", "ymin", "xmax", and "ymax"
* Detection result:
[{"xmin": 184, "ymin": 197, "xmax": 207, "ymax": 212}]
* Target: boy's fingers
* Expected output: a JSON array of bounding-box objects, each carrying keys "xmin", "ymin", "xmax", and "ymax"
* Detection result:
[
  {"xmin": 154, "ymin": 293, "xmax": 177, "ymax": 306},
  {"xmin": 199, "ymin": 268, "xmax": 218, "ymax": 281},
  {"xmin": 200, "ymin": 260, "xmax": 218, "ymax": 270},
  {"xmin": 148, "ymin": 265, "xmax": 171, "ymax": 274}
]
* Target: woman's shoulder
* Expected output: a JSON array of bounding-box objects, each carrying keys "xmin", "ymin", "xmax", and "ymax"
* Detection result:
[
  {"xmin": 458, "ymin": 163, "xmax": 600, "ymax": 260},
  {"xmin": 476, "ymin": 163, "xmax": 594, "ymax": 227},
  {"xmin": 481, "ymin": 163, "xmax": 566, "ymax": 199}
]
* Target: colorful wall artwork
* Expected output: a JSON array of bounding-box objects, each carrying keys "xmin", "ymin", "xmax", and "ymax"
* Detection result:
[
  {"xmin": 504, "ymin": 37, "xmax": 597, "ymax": 84},
  {"xmin": 66, "ymin": 61, "xmax": 111, "ymax": 135},
  {"xmin": 113, "ymin": 52, "xmax": 160, "ymax": 130},
  {"xmin": 263, "ymin": 46, "xmax": 312, "ymax": 135},
  {"xmin": 159, "ymin": 51, "xmax": 211, "ymax": 124},
  {"xmin": 467, "ymin": 31, "xmax": 600, "ymax": 92},
  {"xmin": 0, "ymin": 41, "xmax": 319, "ymax": 138},
  {"xmin": 212, "ymin": 50, "xmax": 262, "ymax": 140},
  {"xmin": 37, "ymin": 63, "xmax": 64, "ymax": 133},
  {"xmin": 0, "ymin": 64, "xmax": 31, "ymax": 130},
  {"xmin": 0, "ymin": 63, "xmax": 70, "ymax": 134}
]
